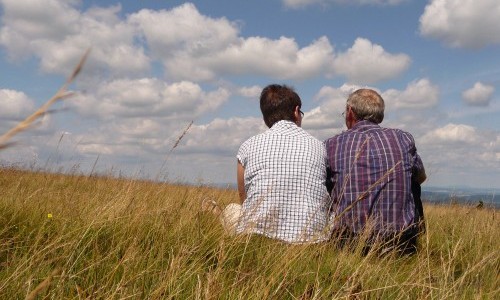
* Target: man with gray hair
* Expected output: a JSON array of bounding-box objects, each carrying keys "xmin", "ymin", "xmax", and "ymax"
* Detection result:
[{"xmin": 325, "ymin": 88, "xmax": 426, "ymax": 255}]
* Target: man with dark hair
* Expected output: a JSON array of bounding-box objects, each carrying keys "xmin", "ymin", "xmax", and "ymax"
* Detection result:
[
  {"xmin": 226, "ymin": 84, "xmax": 332, "ymax": 243},
  {"xmin": 325, "ymin": 88, "xmax": 426, "ymax": 255}
]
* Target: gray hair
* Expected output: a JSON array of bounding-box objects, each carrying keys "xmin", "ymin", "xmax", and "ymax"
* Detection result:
[{"xmin": 346, "ymin": 89, "xmax": 385, "ymax": 124}]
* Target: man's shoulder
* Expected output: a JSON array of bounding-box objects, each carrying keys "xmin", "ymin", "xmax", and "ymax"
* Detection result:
[
  {"xmin": 324, "ymin": 129, "xmax": 352, "ymax": 144},
  {"xmin": 380, "ymin": 127, "xmax": 415, "ymax": 141},
  {"xmin": 298, "ymin": 128, "xmax": 324, "ymax": 143},
  {"xmin": 240, "ymin": 130, "xmax": 269, "ymax": 147}
]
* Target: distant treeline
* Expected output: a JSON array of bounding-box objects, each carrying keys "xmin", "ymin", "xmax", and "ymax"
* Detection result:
[{"xmin": 422, "ymin": 191, "xmax": 499, "ymax": 208}]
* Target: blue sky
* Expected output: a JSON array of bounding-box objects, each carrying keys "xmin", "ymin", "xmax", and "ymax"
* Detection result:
[{"xmin": 0, "ymin": 0, "xmax": 499, "ymax": 189}]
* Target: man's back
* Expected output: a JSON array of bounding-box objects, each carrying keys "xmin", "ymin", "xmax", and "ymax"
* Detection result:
[
  {"xmin": 237, "ymin": 120, "xmax": 332, "ymax": 243},
  {"xmin": 325, "ymin": 120, "xmax": 424, "ymax": 235}
]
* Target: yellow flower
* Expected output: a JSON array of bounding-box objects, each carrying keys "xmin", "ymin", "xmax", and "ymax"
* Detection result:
[{"xmin": 48, "ymin": 213, "xmax": 53, "ymax": 218}]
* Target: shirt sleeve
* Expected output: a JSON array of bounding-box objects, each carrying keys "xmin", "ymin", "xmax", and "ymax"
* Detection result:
[
  {"xmin": 236, "ymin": 139, "xmax": 249, "ymax": 167},
  {"xmin": 401, "ymin": 131, "xmax": 425, "ymax": 175}
]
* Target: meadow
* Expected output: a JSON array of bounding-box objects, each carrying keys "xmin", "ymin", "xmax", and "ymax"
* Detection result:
[{"xmin": 0, "ymin": 167, "xmax": 498, "ymax": 299}]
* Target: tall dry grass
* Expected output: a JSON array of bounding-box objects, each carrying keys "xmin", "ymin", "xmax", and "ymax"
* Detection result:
[{"xmin": 0, "ymin": 168, "xmax": 498, "ymax": 299}]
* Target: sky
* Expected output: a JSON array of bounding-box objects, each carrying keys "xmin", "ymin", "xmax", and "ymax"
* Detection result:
[{"xmin": 0, "ymin": 0, "xmax": 499, "ymax": 190}]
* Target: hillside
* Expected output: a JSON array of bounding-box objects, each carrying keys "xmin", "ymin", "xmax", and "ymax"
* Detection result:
[{"xmin": 0, "ymin": 168, "xmax": 498, "ymax": 299}]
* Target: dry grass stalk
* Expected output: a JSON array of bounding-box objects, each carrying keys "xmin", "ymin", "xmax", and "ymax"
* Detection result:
[
  {"xmin": 172, "ymin": 120, "xmax": 193, "ymax": 151},
  {"xmin": 0, "ymin": 49, "xmax": 90, "ymax": 149},
  {"xmin": 156, "ymin": 120, "xmax": 193, "ymax": 180},
  {"xmin": 25, "ymin": 268, "xmax": 61, "ymax": 300},
  {"xmin": 334, "ymin": 160, "xmax": 403, "ymax": 222}
]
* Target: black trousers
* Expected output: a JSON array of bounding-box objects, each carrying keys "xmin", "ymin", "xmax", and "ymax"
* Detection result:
[{"xmin": 331, "ymin": 226, "xmax": 419, "ymax": 256}]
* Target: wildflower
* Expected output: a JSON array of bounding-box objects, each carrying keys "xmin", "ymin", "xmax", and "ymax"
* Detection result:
[{"xmin": 48, "ymin": 213, "xmax": 53, "ymax": 219}]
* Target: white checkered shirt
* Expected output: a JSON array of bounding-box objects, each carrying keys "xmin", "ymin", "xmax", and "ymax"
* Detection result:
[{"xmin": 236, "ymin": 120, "xmax": 332, "ymax": 243}]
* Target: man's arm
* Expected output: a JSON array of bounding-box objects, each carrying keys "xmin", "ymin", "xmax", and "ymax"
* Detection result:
[
  {"xmin": 413, "ymin": 153, "xmax": 426, "ymax": 184},
  {"xmin": 406, "ymin": 132, "xmax": 426, "ymax": 184},
  {"xmin": 237, "ymin": 160, "xmax": 246, "ymax": 204},
  {"xmin": 415, "ymin": 167, "xmax": 427, "ymax": 184}
]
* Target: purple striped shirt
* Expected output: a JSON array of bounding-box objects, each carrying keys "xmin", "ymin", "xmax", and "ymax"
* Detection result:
[{"xmin": 325, "ymin": 120, "xmax": 425, "ymax": 234}]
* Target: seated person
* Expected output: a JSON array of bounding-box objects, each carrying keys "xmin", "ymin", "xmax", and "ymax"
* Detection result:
[
  {"xmin": 221, "ymin": 84, "xmax": 333, "ymax": 244},
  {"xmin": 325, "ymin": 89, "xmax": 426, "ymax": 255}
]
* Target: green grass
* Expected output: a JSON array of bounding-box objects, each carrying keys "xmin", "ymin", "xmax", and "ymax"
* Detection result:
[{"xmin": 0, "ymin": 168, "xmax": 498, "ymax": 299}]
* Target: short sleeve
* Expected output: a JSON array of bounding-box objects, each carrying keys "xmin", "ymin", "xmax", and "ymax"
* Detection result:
[{"xmin": 236, "ymin": 139, "xmax": 249, "ymax": 167}]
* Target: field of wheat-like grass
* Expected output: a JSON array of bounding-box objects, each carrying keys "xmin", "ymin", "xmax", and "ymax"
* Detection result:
[{"xmin": 0, "ymin": 168, "xmax": 498, "ymax": 299}]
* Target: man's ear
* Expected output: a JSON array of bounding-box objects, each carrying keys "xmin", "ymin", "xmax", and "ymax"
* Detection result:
[
  {"xmin": 293, "ymin": 106, "xmax": 300, "ymax": 120},
  {"xmin": 294, "ymin": 106, "xmax": 302, "ymax": 127}
]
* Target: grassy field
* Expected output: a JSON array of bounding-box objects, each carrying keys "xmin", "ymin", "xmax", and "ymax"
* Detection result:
[{"xmin": 0, "ymin": 168, "xmax": 498, "ymax": 299}]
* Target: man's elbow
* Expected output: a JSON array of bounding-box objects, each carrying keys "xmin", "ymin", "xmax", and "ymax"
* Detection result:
[{"xmin": 416, "ymin": 171, "xmax": 427, "ymax": 184}]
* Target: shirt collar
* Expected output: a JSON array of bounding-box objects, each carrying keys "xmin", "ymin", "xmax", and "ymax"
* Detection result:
[
  {"xmin": 352, "ymin": 120, "xmax": 380, "ymax": 130},
  {"xmin": 270, "ymin": 120, "xmax": 298, "ymax": 130}
]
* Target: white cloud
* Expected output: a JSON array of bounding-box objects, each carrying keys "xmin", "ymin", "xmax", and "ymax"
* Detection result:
[
  {"xmin": 421, "ymin": 123, "xmax": 477, "ymax": 144},
  {"xmin": 0, "ymin": 0, "xmax": 80, "ymax": 59},
  {"xmin": 332, "ymin": 38, "xmax": 411, "ymax": 84},
  {"xmin": 283, "ymin": 0, "xmax": 406, "ymax": 9},
  {"xmin": 0, "ymin": 0, "xmax": 150, "ymax": 77},
  {"xmin": 69, "ymin": 113, "xmax": 284, "ymax": 177},
  {"xmin": 183, "ymin": 117, "xmax": 266, "ymax": 155},
  {"xmin": 206, "ymin": 36, "xmax": 335, "ymax": 80},
  {"xmin": 1, "ymin": 1, "xmax": 410, "ymax": 86},
  {"xmin": 313, "ymin": 84, "xmax": 359, "ymax": 104},
  {"xmin": 71, "ymin": 117, "xmax": 197, "ymax": 159},
  {"xmin": 129, "ymin": 3, "xmax": 238, "ymax": 81},
  {"xmin": 419, "ymin": 0, "xmax": 500, "ymax": 49},
  {"xmin": 300, "ymin": 84, "xmax": 360, "ymax": 138},
  {"xmin": 72, "ymin": 78, "xmax": 230, "ymax": 120},
  {"xmin": 382, "ymin": 78, "xmax": 440, "ymax": 109},
  {"xmin": 462, "ymin": 82, "xmax": 495, "ymax": 106},
  {"xmin": 418, "ymin": 125, "xmax": 499, "ymax": 187},
  {"xmin": 129, "ymin": 4, "xmax": 336, "ymax": 81},
  {"xmin": 0, "ymin": 89, "xmax": 35, "ymax": 120},
  {"xmin": 236, "ymin": 85, "xmax": 262, "ymax": 99}
]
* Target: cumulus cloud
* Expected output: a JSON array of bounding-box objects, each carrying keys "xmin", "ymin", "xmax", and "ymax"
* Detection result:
[
  {"xmin": 1, "ymin": 1, "xmax": 411, "ymax": 85},
  {"xmin": 69, "ymin": 116, "xmax": 266, "ymax": 183},
  {"xmin": 0, "ymin": 89, "xmax": 35, "ymax": 120},
  {"xmin": 382, "ymin": 78, "xmax": 440, "ymax": 109},
  {"xmin": 421, "ymin": 123, "xmax": 477, "ymax": 144},
  {"xmin": 418, "ymin": 124, "xmax": 499, "ymax": 186},
  {"xmin": 236, "ymin": 85, "xmax": 262, "ymax": 99},
  {"xmin": 205, "ymin": 36, "xmax": 335, "ymax": 80},
  {"xmin": 283, "ymin": 0, "xmax": 406, "ymax": 9},
  {"xmin": 462, "ymin": 82, "xmax": 495, "ymax": 106},
  {"xmin": 419, "ymin": 0, "xmax": 500, "ymax": 49},
  {"xmin": 0, "ymin": 0, "xmax": 80, "ymax": 59},
  {"xmin": 332, "ymin": 38, "xmax": 411, "ymax": 84},
  {"xmin": 300, "ymin": 84, "xmax": 360, "ymax": 139},
  {"xmin": 75, "ymin": 122, "xmax": 164, "ymax": 157},
  {"xmin": 129, "ymin": 4, "xmax": 336, "ymax": 81},
  {"xmin": 183, "ymin": 117, "xmax": 266, "ymax": 155},
  {"xmin": 0, "ymin": 1, "xmax": 341, "ymax": 82},
  {"xmin": 72, "ymin": 78, "xmax": 230, "ymax": 120},
  {"xmin": 0, "ymin": 0, "xmax": 150, "ymax": 77}
]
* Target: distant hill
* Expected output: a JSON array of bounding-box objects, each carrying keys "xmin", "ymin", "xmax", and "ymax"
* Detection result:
[{"xmin": 422, "ymin": 186, "xmax": 499, "ymax": 208}]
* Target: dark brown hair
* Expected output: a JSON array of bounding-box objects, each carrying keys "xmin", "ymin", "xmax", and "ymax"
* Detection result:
[{"xmin": 260, "ymin": 84, "xmax": 301, "ymax": 128}]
